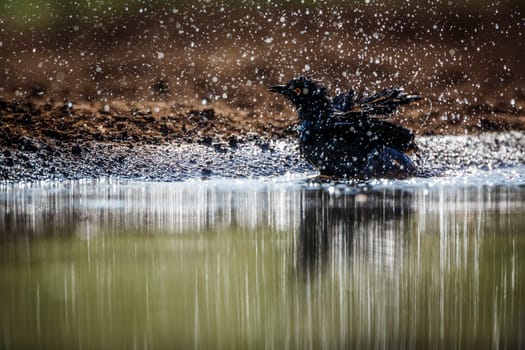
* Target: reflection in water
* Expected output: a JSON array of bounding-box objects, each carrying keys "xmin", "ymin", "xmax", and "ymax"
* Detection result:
[
  {"xmin": 298, "ymin": 188, "xmax": 413, "ymax": 275},
  {"xmin": 1, "ymin": 180, "xmax": 524, "ymax": 349},
  {"xmin": 0, "ymin": 180, "xmax": 302, "ymax": 239}
]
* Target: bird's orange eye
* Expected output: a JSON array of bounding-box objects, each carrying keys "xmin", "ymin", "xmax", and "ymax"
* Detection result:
[{"xmin": 294, "ymin": 87, "xmax": 302, "ymax": 95}]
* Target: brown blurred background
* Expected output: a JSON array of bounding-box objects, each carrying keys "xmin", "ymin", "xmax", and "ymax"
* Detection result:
[{"xmin": 1, "ymin": 0, "xmax": 524, "ymax": 136}]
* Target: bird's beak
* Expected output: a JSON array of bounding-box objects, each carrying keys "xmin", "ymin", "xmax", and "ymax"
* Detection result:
[{"xmin": 268, "ymin": 85, "xmax": 287, "ymax": 94}]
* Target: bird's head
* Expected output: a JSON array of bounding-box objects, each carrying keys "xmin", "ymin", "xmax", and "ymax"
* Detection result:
[{"xmin": 268, "ymin": 76, "xmax": 329, "ymax": 110}]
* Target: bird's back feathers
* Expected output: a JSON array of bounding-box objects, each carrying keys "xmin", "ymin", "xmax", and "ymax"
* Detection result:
[{"xmin": 315, "ymin": 115, "xmax": 417, "ymax": 154}]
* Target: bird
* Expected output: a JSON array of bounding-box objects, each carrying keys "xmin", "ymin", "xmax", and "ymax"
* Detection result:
[{"xmin": 268, "ymin": 76, "xmax": 421, "ymax": 180}]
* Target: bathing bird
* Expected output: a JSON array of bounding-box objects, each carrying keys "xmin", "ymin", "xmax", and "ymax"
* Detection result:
[{"xmin": 269, "ymin": 76, "xmax": 421, "ymax": 179}]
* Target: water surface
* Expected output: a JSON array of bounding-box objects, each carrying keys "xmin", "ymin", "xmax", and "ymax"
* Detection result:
[{"xmin": 1, "ymin": 172, "xmax": 525, "ymax": 349}]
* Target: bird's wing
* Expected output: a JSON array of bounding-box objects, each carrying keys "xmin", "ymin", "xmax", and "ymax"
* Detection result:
[
  {"xmin": 357, "ymin": 88, "xmax": 421, "ymax": 116},
  {"xmin": 331, "ymin": 91, "xmax": 358, "ymax": 112},
  {"xmin": 332, "ymin": 88, "xmax": 421, "ymax": 117}
]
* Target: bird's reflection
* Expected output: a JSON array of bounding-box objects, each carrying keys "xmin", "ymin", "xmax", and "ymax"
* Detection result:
[{"xmin": 296, "ymin": 187, "xmax": 414, "ymax": 274}]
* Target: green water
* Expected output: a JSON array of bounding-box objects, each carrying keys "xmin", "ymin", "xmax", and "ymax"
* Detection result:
[{"xmin": 1, "ymin": 180, "xmax": 524, "ymax": 349}]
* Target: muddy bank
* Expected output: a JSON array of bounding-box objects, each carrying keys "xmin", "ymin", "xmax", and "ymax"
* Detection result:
[
  {"xmin": 1, "ymin": 96, "xmax": 525, "ymax": 182},
  {"xmin": 0, "ymin": 97, "xmax": 524, "ymax": 182},
  {"xmin": 1, "ymin": 96, "xmax": 524, "ymax": 145}
]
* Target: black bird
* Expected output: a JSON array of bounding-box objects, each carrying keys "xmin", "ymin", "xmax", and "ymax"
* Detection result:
[{"xmin": 269, "ymin": 76, "xmax": 421, "ymax": 179}]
